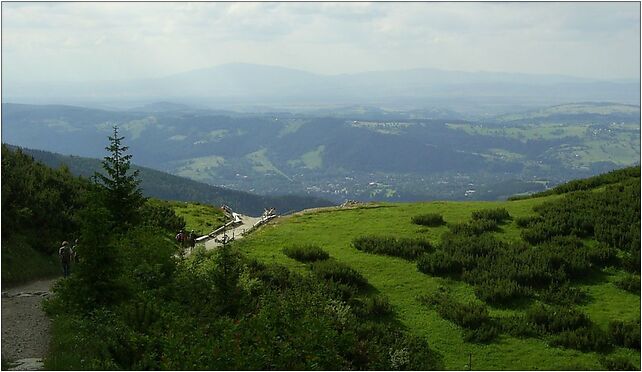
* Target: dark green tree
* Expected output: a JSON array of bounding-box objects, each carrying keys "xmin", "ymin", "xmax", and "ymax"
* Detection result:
[{"xmin": 95, "ymin": 126, "xmax": 145, "ymax": 229}]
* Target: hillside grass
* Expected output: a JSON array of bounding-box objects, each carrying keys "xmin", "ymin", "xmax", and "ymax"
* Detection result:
[
  {"xmin": 234, "ymin": 198, "xmax": 640, "ymax": 370},
  {"xmin": 150, "ymin": 199, "xmax": 226, "ymax": 236},
  {"xmin": 2, "ymin": 235, "xmax": 60, "ymax": 288}
]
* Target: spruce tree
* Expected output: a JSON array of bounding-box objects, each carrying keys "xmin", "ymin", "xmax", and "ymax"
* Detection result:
[{"xmin": 95, "ymin": 125, "xmax": 145, "ymax": 229}]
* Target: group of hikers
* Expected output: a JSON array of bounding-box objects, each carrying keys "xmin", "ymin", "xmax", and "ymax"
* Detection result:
[
  {"xmin": 176, "ymin": 229, "xmax": 197, "ymax": 251},
  {"xmin": 58, "ymin": 229, "xmax": 199, "ymax": 277},
  {"xmin": 58, "ymin": 239, "xmax": 80, "ymax": 277}
]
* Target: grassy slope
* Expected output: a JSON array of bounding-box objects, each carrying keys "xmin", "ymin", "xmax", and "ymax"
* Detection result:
[
  {"xmin": 234, "ymin": 198, "xmax": 640, "ymax": 370},
  {"xmin": 151, "ymin": 199, "xmax": 226, "ymax": 235}
]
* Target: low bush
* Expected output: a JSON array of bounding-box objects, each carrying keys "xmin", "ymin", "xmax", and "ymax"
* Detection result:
[
  {"xmin": 600, "ymin": 355, "xmax": 639, "ymax": 371},
  {"xmin": 525, "ymin": 303, "xmax": 591, "ymax": 334},
  {"xmin": 551, "ymin": 326, "xmax": 611, "ymax": 352},
  {"xmin": 422, "ymin": 291, "xmax": 498, "ymax": 342},
  {"xmin": 353, "ymin": 295, "xmax": 394, "ymax": 319},
  {"xmin": 353, "ymin": 236, "xmax": 432, "ymax": 260},
  {"xmin": 463, "ymin": 324, "xmax": 500, "ymax": 344},
  {"xmin": 539, "ymin": 282, "xmax": 588, "ymax": 305},
  {"xmin": 449, "ymin": 219, "xmax": 498, "ymax": 236},
  {"xmin": 282, "ymin": 244, "xmax": 329, "ymax": 262},
  {"xmin": 474, "ymin": 278, "xmax": 525, "ymax": 305},
  {"xmin": 614, "ymin": 275, "xmax": 640, "ymax": 294},
  {"xmin": 499, "ymin": 316, "xmax": 539, "ymax": 338},
  {"xmin": 311, "ymin": 260, "xmax": 369, "ymax": 289},
  {"xmin": 608, "ymin": 319, "xmax": 640, "ymax": 350},
  {"xmin": 622, "ymin": 248, "xmax": 640, "ymax": 274},
  {"xmin": 417, "ymin": 251, "xmax": 462, "ymax": 277},
  {"xmin": 245, "ymin": 260, "xmax": 297, "ymax": 290},
  {"xmin": 515, "ymin": 215, "xmax": 543, "ymax": 228},
  {"xmin": 411, "ymin": 213, "xmax": 445, "ymax": 227},
  {"xmin": 471, "ymin": 208, "xmax": 511, "ymax": 223},
  {"xmin": 586, "ymin": 243, "xmax": 619, "ymax": 268}
]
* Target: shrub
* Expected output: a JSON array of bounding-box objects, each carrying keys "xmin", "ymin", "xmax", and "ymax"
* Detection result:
[
  {"xmin": 463, "ymin": 324, "xmax": 500, "ymax": 344},
  {"xmin": 450, "ymin": 219, "xmax": 498, "ymax": 236},
  {"xmin": 500, "ymin": 316, "xmax": 539, "ymax": 338},
  {"xmin": 600, "ymin": 355, "xmax": 639, "ymax": 371},
  {"xmin": 425, "ymin": 292, "xmax": 494, "ymax": 329},
  {"xmin": 622, "ymin": 248, "xmax": 641, "ymax": 274},
  {"xmin": 515, "ymin": 215, "xmax": 542, "ymax": 228},
  {"xmin": 474, "ymin": 279, "xmax": 525, "ymax": 304},
  {"xmin": 539, "ymin": 282, "xmax": 588, "ymax": 305},
  {"xmin": 586, "ymin": 243, "xmax": 619, "ymax": 268},
  {"xmin": 311, "ymin": 260, "xmax": 369, "ymax": 289},
  {"xmin": 551, "ymin": 326, "xmax": 611, "ymax": 352},
  {"xmin": 608, "ymin": 319, "xmax": 640, "ymax": 350},
  {"xmin": 354, "ymin": 295, "xmax": 394, "ymax": 319},
  {"xmin": 417, "ymin": 251, "xmax": 462, "ymax": 276},
  {"xmin": 471, "ymin": 208, "xmax": 511, "ymax": 223},
  {"xmin": 283, "ymin": 244, "xmax": 330, "ymax": 262},
  {"xmin": 615, "ymin": 275, "xmax": 640, "ymax": 294},
  {"xmin": 353, "ymin": 236, "xmax": 432, "ymax": 260},
  {"xmin": 411, "ymin": 213, "xmax": 445, "ymax": 227},
  {"xmin": 526, "ymin": 303, "xmax": 590, "ymax": 334},
  {"xmin": 246, "ymin": 260, "xmax": 298, "ymax": 290}
]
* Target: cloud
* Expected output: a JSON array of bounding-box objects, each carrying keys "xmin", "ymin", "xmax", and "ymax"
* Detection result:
[{"xmin": 2, "ymin": 2, "xmax": 639, "ymax": 82}]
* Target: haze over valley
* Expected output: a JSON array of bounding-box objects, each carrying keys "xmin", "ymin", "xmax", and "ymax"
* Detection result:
[{"xmin": 3, "ymin": 98, "xmax": 640, "ymax": 203}]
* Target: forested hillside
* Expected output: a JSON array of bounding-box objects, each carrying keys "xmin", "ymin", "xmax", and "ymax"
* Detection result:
[
  {"xmin": 1, "ymin": 144, "xmax": 186, "ymax": 285},
  {"xmin": 1, "ymin": 145, "xmax": 90, "ymax": 285},
  {"xmin": 7, "ymin": 145, "xmax": 334, "ymax": 216}
]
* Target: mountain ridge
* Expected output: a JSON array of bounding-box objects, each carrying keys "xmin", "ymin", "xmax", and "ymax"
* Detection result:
[
  {"xmin": 4, "ymin": 63, "xmax": 639, "ymax": 112},
  {"xmin": 5, "ymin": 144, "xmax": 335, "ymax": 216}
]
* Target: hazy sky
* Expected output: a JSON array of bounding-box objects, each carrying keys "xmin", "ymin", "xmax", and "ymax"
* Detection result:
[{"xmin": 2, "ymin": 2, "xmax": 640, "ymax": 82}]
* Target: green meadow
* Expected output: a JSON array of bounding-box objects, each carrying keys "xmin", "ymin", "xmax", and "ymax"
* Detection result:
[
  {"xmin": 150, "ymin": 199, "xmax": 226, "ymax": 235},
  {"xmin": 234, "ymin": 198, "xmax": 640, "ymax": 370}
]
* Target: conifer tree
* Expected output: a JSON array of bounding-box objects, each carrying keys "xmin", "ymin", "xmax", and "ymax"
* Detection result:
[{"xmin": 95, "ymin": 125, "xmax": 145, "ymax": 229}]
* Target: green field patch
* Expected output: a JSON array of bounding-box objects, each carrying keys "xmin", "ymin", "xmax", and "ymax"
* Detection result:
[
  {"xmin": 122, "ymin": 116, "xmax": 157, "ymax": 140},
  {"xmin": 301, "ymin": 145, "xmax": 325, "ymax": 170},
  {"xmin": 172, "ymin": 155, "xmax": 225, "ymax": 182},
  {"xmin": 277, "ymin": 119, "xmax": 306, "ymax": 137},
  {"xmin": 152, "ymin": 199, "xmax": 225, "ymax": 235},
  {"xmin": 234, "ymin": 197, "xmax": 640, "ymax": 370},
  {"xmin": 245, "ymin": 148, "xmax": 292, "ymax": 181},
  {"xmin": 205, "ymin": 129, "xmax": 228, "ymax": 142}
]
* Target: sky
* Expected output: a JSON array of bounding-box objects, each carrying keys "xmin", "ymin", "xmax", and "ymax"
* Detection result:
[{"xmin": 2, "ymin": 1, "xmax": 640, "ymax": 83}]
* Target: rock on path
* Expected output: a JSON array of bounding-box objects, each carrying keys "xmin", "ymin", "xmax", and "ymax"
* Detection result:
[{"xmin": 2, "ymin": 279, "xmax": 57, "ymax": 371}]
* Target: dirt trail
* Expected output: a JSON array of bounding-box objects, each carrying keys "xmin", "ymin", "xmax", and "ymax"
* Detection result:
[
  {"xmin": 2, "ymin": 278, "xmax": 57, "ymax": 370},
  {"xmin": 203, "ymin": 214, "xmax": 263, "ymax": 250}
]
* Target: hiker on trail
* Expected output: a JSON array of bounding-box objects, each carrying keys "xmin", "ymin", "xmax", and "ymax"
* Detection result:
[
  {"xmin": 59, "ymin": 241, "xmax": 72, "ymax": 277},
  {"xmin": 72, "ymin": 239, "xmax": 80, "ymax": 264},
  {"xmin": 176, "ymin": 229, "xmax": 186, "ymax": 248},
  {"xmin": 188, "ymin": 230, "xmax": 196, "ymax": 251}
]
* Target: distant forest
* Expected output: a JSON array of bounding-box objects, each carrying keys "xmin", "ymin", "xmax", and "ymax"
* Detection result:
[{"xmin": 5, "ymin": 145, "xmax": 334, "ymax": 216}]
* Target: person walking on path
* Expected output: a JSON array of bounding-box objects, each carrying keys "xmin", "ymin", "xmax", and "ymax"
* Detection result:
[
  {"xmin": 58, "ymin": 241, "xmax": 72, "ymax": 277},
  {"xmin": 176, "ymin": 229, "xmax": 186, "ymax": 249},
  {"xmin": 188, "ymin": 230, "xmax": 196, "ymax": 252},
  {"xmin": 71, "ymin": 238, "xmax": 80, "ymax": 264}
]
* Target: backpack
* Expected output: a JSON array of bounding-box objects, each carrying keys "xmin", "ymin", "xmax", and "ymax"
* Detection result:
[{"xmin": 60, "ymin": 246, "xmax": 71, "ymax": 263}]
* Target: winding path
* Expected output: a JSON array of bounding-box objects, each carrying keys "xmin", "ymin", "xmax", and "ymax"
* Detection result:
[{"xmin": 1, "ymin": 278, "xmax": 57, "ymax": 370}]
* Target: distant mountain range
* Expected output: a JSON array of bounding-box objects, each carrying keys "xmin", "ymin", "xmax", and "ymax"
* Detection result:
[
  {"xmin": 5, "ymin": 145, "xmax": 334, "ymax": 216},
  {"xmin": 3, "ymin": 63, "xmax": 639, "ymax": 115},
  {"xmin": 2, "ymin": 102, "xmax": 639, "ymax": 203}
]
